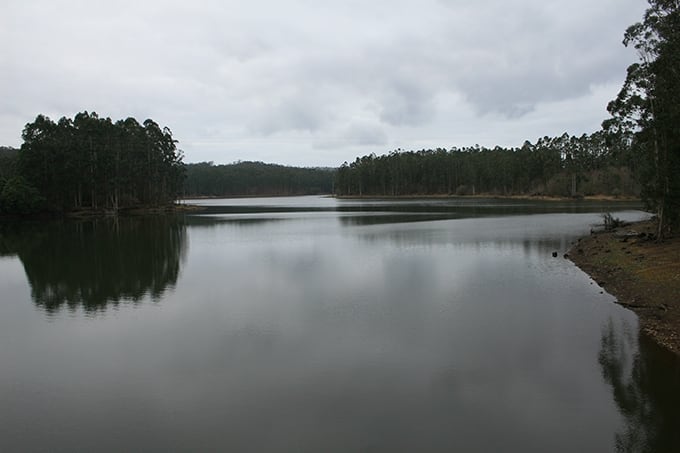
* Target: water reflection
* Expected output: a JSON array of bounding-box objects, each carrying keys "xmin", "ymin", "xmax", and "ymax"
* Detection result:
[
  {"xmin": 0, "ymin": 217, "xmax": 186, "ymax": 313},
  {"xmin": 599, "ymin": 320, "xmax": 680, "ymax": 452},
  {"xmin": 186, "ymin": 215, "xmax": 290, "ymax": 228},
  {"xmin": 338, "ymin": 213, "xmax": 459, "ymax": 225},
  {"xmin": 1, "ymin": 197, "xmax": 669, "ymax": 452},
  {"xmin": 193, "ymin": 197, "xmax": 643, "ymax": 219}
]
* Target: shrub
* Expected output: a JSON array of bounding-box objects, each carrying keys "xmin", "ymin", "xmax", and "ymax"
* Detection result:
[
  {"xmin": 0, "ymin": 176, "xmax": 46, "ymax": 215},
  {"xmin": 602, "ymin": 212, "xmax": 624, "ymax": 231}
]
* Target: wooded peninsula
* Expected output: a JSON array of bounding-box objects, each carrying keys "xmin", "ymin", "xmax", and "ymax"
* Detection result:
[{"xmin": 0, "ymin": 112, "xmax": 184, "ymax": 215}]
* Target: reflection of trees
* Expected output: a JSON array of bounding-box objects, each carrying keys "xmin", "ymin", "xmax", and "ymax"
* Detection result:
[
  {"xmin": 185, "ymin": 215, "xmax": 287, "ymax": 228},
  {"xmin": 599, "ymin": 319, "xmax": 680, "ymax": 452},
  {"xmin": 338, "ymin": 213, "xmax": 457, "ymax": 226},
  {"xmin": 0, "ymin": 217, "xmax": 186, "ymax": 313}
]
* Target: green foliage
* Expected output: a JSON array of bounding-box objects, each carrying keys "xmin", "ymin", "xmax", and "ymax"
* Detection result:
[
  {"xmin": 17, "ymin": 111, "xmax": 184, "ymax": 212},
  {"xmin": 0, "ymin": 146, "xmax": 19, "ymax": 181},
  {"xmin": 0, "ymin": 176, "xmax": 46, "ymax": 215},
  {"xmin": 601, "ymin": 212, "xmax": 624, "ymax": 231},
  {"xmin": 184, "ymin": 161, "xmax": 334, "ymax": 197},
  {"xmin": 334, "ymin": 132, "xmax": 637, "ymax": 198},
  {"xmin": 604, "ymin": 0, "xmax": 680, "ymax": 236}
]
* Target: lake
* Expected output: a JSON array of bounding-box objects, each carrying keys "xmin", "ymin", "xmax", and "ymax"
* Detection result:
[{"xmin": 1, "ymin": 196, "xmax": 678, "ymax": 452}]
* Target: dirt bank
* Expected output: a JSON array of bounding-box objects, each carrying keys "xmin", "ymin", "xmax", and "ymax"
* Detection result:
[{"xmin": 569, "ymin": 220, "xmax": 680, "ymax": 355}]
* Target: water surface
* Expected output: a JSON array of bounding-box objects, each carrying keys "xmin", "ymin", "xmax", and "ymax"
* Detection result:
[{"xmin": 1, "ymin": 197, "xmax": 678, "ymax": 452}]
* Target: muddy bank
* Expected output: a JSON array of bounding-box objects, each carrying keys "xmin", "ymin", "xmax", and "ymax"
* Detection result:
[{"xmin": 569, "ymin": 220, "xmax": 680, "ymax": 355}]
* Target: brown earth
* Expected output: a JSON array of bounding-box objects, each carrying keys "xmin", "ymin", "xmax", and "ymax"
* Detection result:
[{"xmin": 569, "ymin": 220, "xmax": 680, "ymax": 355}]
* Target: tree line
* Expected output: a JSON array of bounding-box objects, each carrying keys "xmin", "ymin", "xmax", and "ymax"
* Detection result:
[
  {"xmin": 334, "ymin": 131, "xmax": 638, "ymax": 198},
  {"xmin": 184, "ymin": 161, "xmax": 334, "ymax": 197},
  {"xmin": 0, "ymin": 112, "xmax": 185, "ymax": 215}
]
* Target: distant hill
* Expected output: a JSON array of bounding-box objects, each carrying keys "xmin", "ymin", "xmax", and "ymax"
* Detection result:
[{"xmin": 184, "ymin": 161, "xmax": 336, "ymax": 197}]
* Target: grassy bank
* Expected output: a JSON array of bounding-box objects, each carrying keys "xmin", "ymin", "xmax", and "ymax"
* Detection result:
[{"xmin": 570, "ymin": 220, "xmax": 680, "ymax": 354}]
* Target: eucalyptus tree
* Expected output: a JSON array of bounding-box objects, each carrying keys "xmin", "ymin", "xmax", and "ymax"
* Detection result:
[
  {"xmin": 17, "ymin": 111, "xmax": 184, "ymax": 213},
  {"xmin": 333, "ymin": 131, "xmax": 636, "ymax": 198},
  {"xmin": 604, "ymin": 0, "xmax": 680, "ymax": 237}
]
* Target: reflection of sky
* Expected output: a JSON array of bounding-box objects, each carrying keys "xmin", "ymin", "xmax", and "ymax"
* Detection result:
[
  {"xmin": 0, "ymin": 256, "xmax": 23, "ymax": 276},
  {"xmin": 164, "ymin": 212, "xmax": 638, "ymax": 451},
  {"xmin": 187, "ymin": 195, "xmax": 645, "ymax": 212},
  {"xmin": 186, "ymin": 195, "xmax": 340, "ymax": 207},
  {"xmin": 188, "ymin": 197, "xmax": 648, "ymax": 232},
  {"xmin": 344, "ymin": 212, "xmax": 649, "ymax": 249},
  {"xmin": 0, "ymin": 198, "xmax": 656, "ymax": 451}
]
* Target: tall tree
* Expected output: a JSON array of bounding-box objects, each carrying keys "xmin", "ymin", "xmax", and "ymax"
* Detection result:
[
  {"xmin": 333, "ymin": 133, "xmax": 635, "ymax": 199},
  {"xmin": 604, "ymin": 0, "xmax": 680, "ymax": 238},
  {"xmin": 18, "ymin": 111, "xmax": 184, "ymax": 212}
]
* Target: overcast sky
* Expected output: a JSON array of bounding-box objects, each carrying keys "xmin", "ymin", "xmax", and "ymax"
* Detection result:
[{"xmin": 1, "ymin": 0, "xmax": 647, "ymax": 167}]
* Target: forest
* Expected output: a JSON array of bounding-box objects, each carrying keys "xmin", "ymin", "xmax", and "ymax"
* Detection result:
[
  {"xmin": 0, "ymin": 112, "xmax": 184, "ymax": 214},
  {"xmin": 184, "ymin": 161, "xmax": 334, "ymax": 197},
  {"xmin": 334, "ymin": 131, "xmax": 637, "ymax": 198}
]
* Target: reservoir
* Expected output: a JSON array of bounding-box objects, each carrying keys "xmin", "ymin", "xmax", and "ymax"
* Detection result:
[{"xmin": 0, "ymin": 197, "xmax": 677, "ymax": 452}]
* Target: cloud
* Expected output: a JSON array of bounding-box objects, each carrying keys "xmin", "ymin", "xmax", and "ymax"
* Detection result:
[
  {"xmin": 0, "ymin": 0, "xmax": 648, "ymax": 166},
  {"xmin": 248, "ymin": 92, "xmax": 327, "ymax": 136},
  {"xmin": 439, "ymin": 0, "xmax": 641, "ymax": 116},
  {"xmin": 314, "ymin": 121, "xmax": 388, "ymax": 150}
]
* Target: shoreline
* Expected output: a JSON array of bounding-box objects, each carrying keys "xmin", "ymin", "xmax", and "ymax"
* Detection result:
[
  {"xmin": 0, "ymin": 203, "xmax": 206, "ymax": 221},
  {"xmin": 569, "ymin": 219, "xmax": 680, "ymax": 355},
  {"xmin": 180, "ymin": 193, "xmax": 640, "ymax": 202},
  {"xmin": 180, "ymin": 193, "xmax": 332, "ymax": 200},
  {"xmin": 65, "ymin": 203, "xmax": 207, "ymax": 218},
  {"xmin": 334, "ymin": 194, "xmax": 640, "ymax": 202}
]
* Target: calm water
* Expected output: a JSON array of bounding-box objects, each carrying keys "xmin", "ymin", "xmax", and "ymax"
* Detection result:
[{"xmin": 1, "ymin": 197, "xmax": 678, "ymax": 452}]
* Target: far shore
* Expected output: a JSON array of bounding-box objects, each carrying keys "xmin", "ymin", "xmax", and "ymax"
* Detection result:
[
  {"xmin": 0, "ymin": 203, "xmax": 206, "ymax": 221},
  {"xmin": 569, "ymin": 219, "xmax": 680, "ymax": 356},
  {"xmin": 182, "ymin": 193, "xmax": 641, "ymax": 202},
  {"xmin": 64, "ymin": 203, "xmax": 206, "ymax": 218},
  {"xmin": 333, "ymin": 193, "xmax": 641, "ymax": 202},
  {"xmin": 180, "ymin": 193, "xmax": 331, "ymax": 200}
]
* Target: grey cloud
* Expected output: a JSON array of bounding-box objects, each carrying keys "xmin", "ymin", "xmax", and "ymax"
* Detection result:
[
  {"xmin": 439, "ymin": 0, "xmax": 641, "ymax": 116},
  {"xmin": 347, "ymin": 122, "xmax": 388, "ymax": 147},
  {"xmin": 266, "ymin": 40, "xmax": 443, "ymax": 129},
  {"xmin": 314, "ymin": 121, "xmax": 388, "ymax": 150},
  {"xmin": 0, "ymin": 0, "xmax": 648, "ymax": 166},
  {"xmin": 373, "ymin": 72, "xmax": 438, "ymax": 127},
  {"xmin": 247, "ymin": 90, "xmax": 329, "ymax": 135}
]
